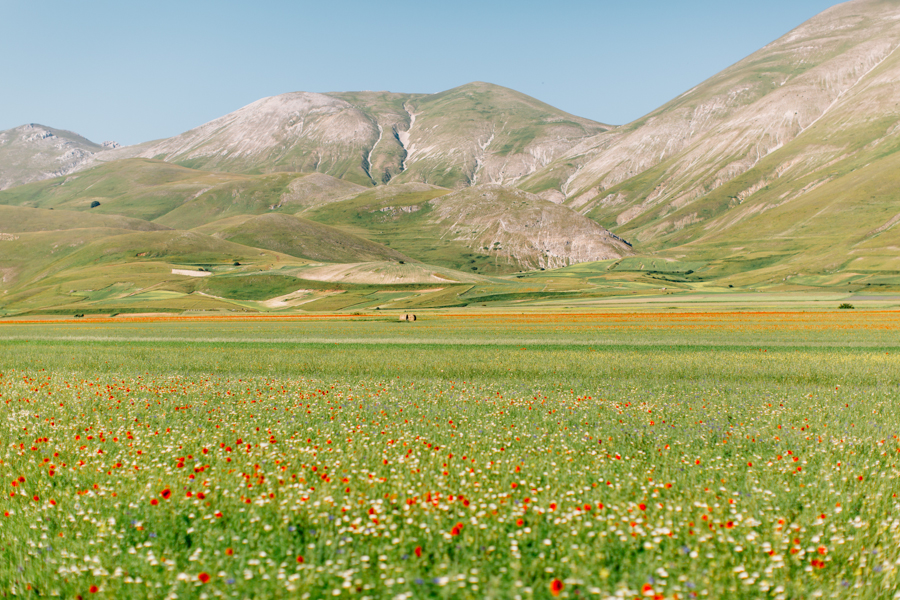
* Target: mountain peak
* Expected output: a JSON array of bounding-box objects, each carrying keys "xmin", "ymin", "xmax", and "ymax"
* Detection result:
[{"xmin": 0, "ymin": 124, "xmax": 114, "ymax": 191}]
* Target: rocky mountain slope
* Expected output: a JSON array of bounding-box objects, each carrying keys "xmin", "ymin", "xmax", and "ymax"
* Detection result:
[
  {"xmin": 426, "ymin": 185, "xmax": 632, "ymax": 270},
  {"xmin": 125, "ymin": 82, "xmax": 608, "ymax": 189},
  {"xmin": 521, "ymin": 0, "xmax": 900, "ymax": 248},
  {"xmin": 0, "ymin": 124, "xmax": 119, "ymax": 191},
  {"xmin": 367, "ymin": 83, "xmax": 609, "ymax": 189}
]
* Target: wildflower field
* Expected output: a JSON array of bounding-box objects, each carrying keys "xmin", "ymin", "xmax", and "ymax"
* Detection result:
[{"xmin": 1, "ymin": 310, "xmax": 899, "ymax": 599}]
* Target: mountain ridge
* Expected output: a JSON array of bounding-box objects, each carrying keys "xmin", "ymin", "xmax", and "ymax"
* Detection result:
[
  {"xmin": 118, "ymin": 82, "xmax": 610, "ymax": 190},
  {"xmin": 0, "ymin": 124, "xmax": 120, "ymax": 191}
]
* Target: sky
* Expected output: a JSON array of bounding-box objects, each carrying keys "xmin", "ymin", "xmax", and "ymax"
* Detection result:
[{"xmin": 0, "ymin": 0, "xmax": 843, "ymax": 146}]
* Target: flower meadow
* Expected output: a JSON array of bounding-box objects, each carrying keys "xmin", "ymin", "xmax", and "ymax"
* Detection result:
[{"xmin": 1, "ymin": 313, "xmax": 900, "ymax": 599}]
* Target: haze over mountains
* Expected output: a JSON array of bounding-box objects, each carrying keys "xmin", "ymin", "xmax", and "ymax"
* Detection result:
[{"xmin": 2, "ymin": 0, "xmax": 900, "ymax": 314}]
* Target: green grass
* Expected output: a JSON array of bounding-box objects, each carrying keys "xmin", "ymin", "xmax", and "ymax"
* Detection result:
[
  {"xmin": 198, "ymin": 274, "xmax": 309, "ymax": 301},
  {"xmin": 0, "ymin": 312, "xmax": 898, "ymax": 598},
  {"xmin": 204, "ymin": 213, "xmax": 411, "ymax": 264}
]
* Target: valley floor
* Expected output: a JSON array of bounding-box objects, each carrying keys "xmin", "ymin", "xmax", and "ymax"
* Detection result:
[{"xmin": 1, "ymin": 311, "xmax": 898, "ymax": 599}]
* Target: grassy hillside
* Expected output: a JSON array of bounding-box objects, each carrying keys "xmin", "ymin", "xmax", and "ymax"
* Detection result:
[
  {"xmin": 0, "ymin": 205, "xmax": 169, "ymax": 233},
  {"xmin": 306, "ymin": 184, "xmax": 515, "ymax": 275},
  {"xmin": 197, "ymin": 212, "xmax": 413, "ymax": 263},
  {"xmin": 0, "ymin": 159, "xmax": 367, "ymax": 227}
]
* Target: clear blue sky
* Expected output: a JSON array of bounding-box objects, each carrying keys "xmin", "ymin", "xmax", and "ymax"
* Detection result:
[{"xmin": 0, "ymin": 0, "xmax": 842, "ymax": 146}]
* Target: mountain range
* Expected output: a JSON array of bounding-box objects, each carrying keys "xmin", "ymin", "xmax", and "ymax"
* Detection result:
[{"xmin": 2, "ymin": 0, "xmax": 900, "ymax": 315}]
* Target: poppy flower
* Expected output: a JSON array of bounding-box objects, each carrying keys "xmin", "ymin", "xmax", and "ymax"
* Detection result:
[
  {"xmin": 160, "ymin": 489, "xmax": 171, "ymax": 500},
  {"xmin": 198, "ymin": 572, "xmax": 210, "ymax": 583},
  {"xmin": 414, "ymin": 546, "xmax": 422, "ymax": 558},
  {"xmin": 550, "ymin": 578, "xmax": 564, "ymax": 597},
  {"xmin": 89, "ymin": 585, "xmax": 99, "ymax": 593},
  {"xmin": 296, "ymin": 555, "xmax": 304, "ymax": 564}
]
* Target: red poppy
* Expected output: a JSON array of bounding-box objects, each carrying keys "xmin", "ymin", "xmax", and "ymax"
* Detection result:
[
  {"xmin": 414, "ymin": 545, "xmax": 422, "ymax": 558},
  {"xmin": 160, "ymin": 489, "xmax": 171, "ymax": 500},
  {"xmin": 225, "ymin": 547, "xmax": 234, "ymax": 556},
  {"xmin": 198, "ymin": 572, "xmax": 210, "ymax": 583},
  {"xmin": 550, "ymin": 578, "xmax": 564, "ymax": 597},
  {"xmin": 150, "ymin": 498, "xmax": 159, "ymax": 506},
  {"xmin": 296, "ymin": 555, "xmax": 304, "ymax": 564},
  {"xmin": 89, "ymin": 585, "xmax": 99, "ymax": 594}
]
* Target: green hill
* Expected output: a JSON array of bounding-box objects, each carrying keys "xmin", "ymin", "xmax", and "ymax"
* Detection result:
[{"xmin": 198, "ymin": 212, "xmax": 413, "ymax": 263}]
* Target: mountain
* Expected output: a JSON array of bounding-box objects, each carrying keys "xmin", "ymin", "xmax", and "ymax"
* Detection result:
[
  {"xmin": 0, "ymin": 124, "xmax": 120, "ymax": 191},
  {"xmin": 129, "ymin": 82, "xmax": 609, "ymax": 189},
  {"xmin": 349, "ymin": 83, "xmax": 610, "ymax": 189},
  {"xmin": 521, "ymin": 0, "xmax": 900, "ymax": 252}
]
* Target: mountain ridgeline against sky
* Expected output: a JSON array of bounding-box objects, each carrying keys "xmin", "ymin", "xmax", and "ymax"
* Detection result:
[
  {"xmin": 0, "ymin": 124, "xmax": 120, "ymax": 191},
  {"xmin": 3, "ymin": 0, "xmax": 900, "ymax": 314},
  {"xmin": 120, "ymin": 82, "xmax": 611, "ymax": 189}
]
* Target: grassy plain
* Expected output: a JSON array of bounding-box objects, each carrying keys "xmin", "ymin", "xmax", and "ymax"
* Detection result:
[{"xmin": 1, "ymin": 311, "xmax": 899, "ymax": 599}]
